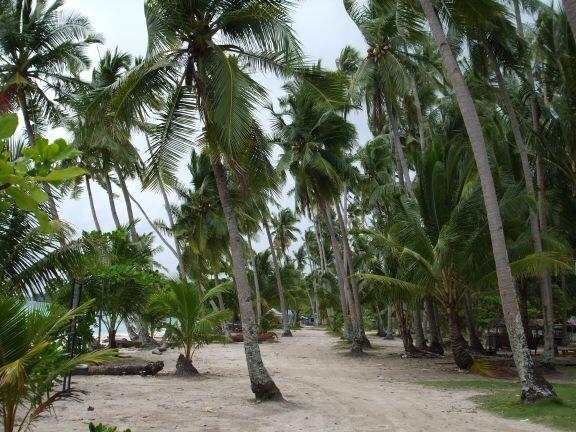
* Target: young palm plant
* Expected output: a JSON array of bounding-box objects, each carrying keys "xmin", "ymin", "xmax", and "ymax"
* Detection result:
[{"xmin": 162, "ymin": 281, "xmax": 231, "ymax": 376}]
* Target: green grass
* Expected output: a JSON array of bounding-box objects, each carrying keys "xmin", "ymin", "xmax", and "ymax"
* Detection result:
[
  {"xmin": 416, "ymin": 380, "xmax": 515, "ymax": 390},
  {"xmin": 474, "ymin": 384, "xmax": 576, "ymax": 431}
]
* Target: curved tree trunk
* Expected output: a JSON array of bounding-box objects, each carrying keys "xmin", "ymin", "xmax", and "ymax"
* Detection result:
[
  {"xmin": 464, "ymin": 292, "xmax": 486, "ymax": 354},
  {"xmin": 313, "ymin": 217, "xmax": 327, "ymax": 273},
  {"xmin": 411, "ymin": 79, "xmax": 427, "ymax": 155},
  {"xmin": 85, "ymin": 176, "xmax": 102, "ymax": 231},
  {"xmin": 447, "ymin": 305, "xmax": 474, "ymax": 370},
  {"xmin": 247, "ymin": 235, "xmax": 262, "ymax": 324},
  {"xmin": 264, "ymin": 219, "xmax": 292, "ymax": 337},
  {"xmin": 385, "ymin": 98, "xmax": 413, "ymax": 194},
  {"xmin": 419, "ymin": 0, "xmax": 556, "ymax": 401},
  {"xmin": 396, "ymin": 304, "xmax": 417, "ymax": 354},
  {"xmin": 486, "ymin": 46, "xmax": 555, "ymax": 369},
  {"xmin": 104, "ymin": 173, "xmax": 122, "ymax": 229},
  {"xmin": 374, "ymin": 303, "xmax": 386, "ymax": 337},
  {"xmin": 115, "ymin": 166, "xmax": 138, "ymax": 241},
  {"xmin": 211, "ymin": 158, "xmax": 282, "ymax": 401},
  {"xmin": 320, "ymin": 199, "xmax": 362, "ymax": 353}
]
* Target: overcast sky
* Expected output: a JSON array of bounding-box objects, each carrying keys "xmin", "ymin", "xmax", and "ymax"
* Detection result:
[{"xmin": 56, "ymin": 0, "xmax": 372, "ymax": 275}]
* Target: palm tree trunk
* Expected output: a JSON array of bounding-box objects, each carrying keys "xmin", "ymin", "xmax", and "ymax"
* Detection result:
[
  {"xmin": 313, "ymin": 217, "xmax": 327, "ymax": 273},
  {"xmin": 335, "ymin": 199, "xmax": 369, "ymax": 347},
  {"xmin": 563, "ymin": 0, "xmax": 576, "ymax": 43},
  {"xmin": 397, "ymin": 304, "xmax": 416, "ymax": 354},
  {"xmin": 115, "ymin": 166, "xmax": 138, "ymax": 241},
  {"xmin": 447, "ymin": 305, "xmax": 474, "ymax": 369},
  {"xmin": 384, "ymin": 98, "xmax": 413, "ymax": 193},
  {"xmin": 411, "ymin": 79, "xmax": 427, "ymax": 155},
  {"xmin": 419, "ymin": 0, "xmax": 555, "ymax": 401},
  {"xmin": 374, "ymin": 303, "xmax": 385, "ymax": 337},
  {"xmin": 264, "ymin": 219, "xmax": 292, "ymax": 337},
  {"xmin": 104, "ymin": 173, "xmax": 122, "ymax": 229},
  {"xmin": 214, "ymin": 274, "xmax": 231, "ymax": 337},
  {"xmin": 486, "ymin": 46, "xmax": 555, "ymax": 369},
  {"xmin": 413, "ymin": 308, "xmax": 427, "ymax": 350},
  {"xmin": 247, "ymin": 234, "xmax": 262, "ymax": 324},
  {"xmin": 211, "ymin": 158, "xmax": 282, "ymax": 401},
  {"xmin": 85, "ymin": 176, "xmax": 101, "ymax": 231},
  {"xmin": 424, "ymin": 298, "xmax": 444, "ymax": 354},
  {"xmin": 386, "ymin": 304, "xmax": 394, "ymax": 339},
  {"xmin": 464, "ymin": 292, "xmax": 485, "ymax": 354},
  {"xmin": 320, "ymin": 199, "xmax": 362, "ymax": 353}
]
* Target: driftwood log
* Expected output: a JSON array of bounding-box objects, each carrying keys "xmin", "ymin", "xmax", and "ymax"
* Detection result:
[
  {"xmin": 74, "ymin": 359, "xmax": 164, "ymax": 376},
  {"xmin": 230, "ymin": 332, "xmax": 278, "ymax": 343}
]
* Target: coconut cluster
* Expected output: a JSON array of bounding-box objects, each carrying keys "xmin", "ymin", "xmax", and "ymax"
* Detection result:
[{"xmin": 365, "ymin": 44, "xmax": 390, "ymax": 62}]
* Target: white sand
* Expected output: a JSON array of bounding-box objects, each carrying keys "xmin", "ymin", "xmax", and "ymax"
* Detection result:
[{"xmin": 37, "ymin": 329, "xmax": 557, "ymax": 432}]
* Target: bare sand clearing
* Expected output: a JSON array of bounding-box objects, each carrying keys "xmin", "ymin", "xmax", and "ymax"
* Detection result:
[{"xmin": 37, "ymin": 329, "xmax": 558, "ymax": 432}]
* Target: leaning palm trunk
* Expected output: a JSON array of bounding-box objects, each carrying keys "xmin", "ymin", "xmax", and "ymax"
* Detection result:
[
  {"xmin": 115, "ymin": 166, "xmax": 138, "ymax": 241},
  {"xmin": 211, "ymin": 158, "xmax": 282, "ymax": 401},
  {"xmin": 247, "ymin": 235, "xmax": 263, "ymax": 324},
  {"xmin": 424, "ymin": 298, "xmax": 444, "ymax": 354},
  {"xmin": 85, "ymin": 176, "xmax": 102, "ymax": 231},
  {"xmin": 104, "ymin": 173, "xmax": 122, "ymax": 229},
  {"xmin": 447, "ymin": 305, "xmax": 474, "ymax": 370},
  {"xmin": 563, "ymin": 0, "xmax": 576, "ymax": 43},
  {"xmin": 486, "ymin": 46, "xmax": 555, "ymax": 369},
  {"xmin": 264, "ymin": 220, "xmax": 292, "ymax": 337},
  {"xmin": 464, "ymin": 292, "xmax": 485, "ymax": 354},
  {"xmin": 335, "ymin": 199, "xmax": 370, "ymax": 347},
  {"xmin": 411, "ymin": 79, "xmax": 427, "ymax": 155},
  {"xmin": 374, "ymin": 303, "xmax": 386, "ymax": 337},
  {"xmin": 320, "ymin": 200, "xmax": 362, "ymax": 353},
  {"xmin": 385, "ymin": 98, "xmax": 413, "ymax": 194},
  {"xmin": 419, "ymin": 0, "xmax": 555, "ymax": 401}
]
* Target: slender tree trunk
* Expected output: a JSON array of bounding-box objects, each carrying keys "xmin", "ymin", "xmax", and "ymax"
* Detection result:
[
  {"xmin": 335, "ymin": 199, "xmax": 369, "ymax": 347},
  {"xmin": 211, "ymin": 158, "xmax": 282, "ymax": 401},
  {"xmin": 518, "ymin": 279, "xmax": 531, "ymax": 341},
  {"xmin": 374, "ymin": 303, "xmax": 385, "ymax": 337},
  {"xmin": 108, "ymin": 328, "xmax": 117, "ymax": 349},
  {"xmin": 464, "ymin": 292, "xmax": 486, "ymax": 353},
  {"xmin": 97, "ymin": 309, "xmax": 103, "ymax": 347},
  {"xmin": 413, "ymin": 308, "xmax": 427, "ymax": 350},
  {"xmin": 447, "ymin": 304, "xmax": 474, "ymax": 369},
  {"xmin": 313, "ymin": 217, "xmax": 327, "ymax": 273},
  {"xmin": 264, "ymin": 219, "xmax": 292, "ymax": 337},
  {"xmin": 386, "ymin": 304, "xmax": 394, "ymax": 339},
  {"xmin": 214, "ymin": 274, "xmax": 231, "ymax": 337},
  {"xmin": 85, "ymin": 176, "xmax": 102, "ymax": 231},
  {"xmin": 486, "ymin": 46, "xmax": 555, "ymax": 369},
  {"xmin": 247, "ymin": 235, "xmax": 262, "ymax": 324},
  {"xmin": 424, "ymin": 298, "xmax": 444, "ymax": 354},
  {"xmin": 320, "ymin": 199, "xmax": 362, "ymax": 353},
  {"xmin": 419, "ymin": 0, "xmax": 555, "ymax": 401},
  {"xmin": 104, "ymin": 173, "xmax": 122, "ymax": 229},
  {"xmin": 397, "ymin": 304, "xmax": 416, "ymax": 354},
  {"xmin": 563, "ymin": 0, "xmax": 576, "ymax": 43},
  {"xmin": 411, "ymin": 79, "xmax": 427, "ymax": 155},
  {"xmin": 385, "ymin": 98, "xmax": 413, "ymax": 193},
  {"xmin": 115, "ymin": 166, "xmax": 138, "ymax": 241}
]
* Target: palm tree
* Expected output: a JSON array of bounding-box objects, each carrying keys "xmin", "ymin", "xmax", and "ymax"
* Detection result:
[
  {"xmin": 272, "ymin": 208, "xmax": 301, "ymax": 263},
  {"xmin": 0, "ymin": 0, "xmax": 99, "ymax": 220},
  {"xmin": 0, "ymin": 297, "xmax": 116, "ymax": 432},
  {"xmin": 417, "ymin": 0, "xmax": 556, "ymax": 402},
  {"xmin": 162, "ymin": 281, "xmax": 230, "ymax": 375},
  {"xmin": 563, "ymin": 0, "xmax": 576, "ymax": 42}
]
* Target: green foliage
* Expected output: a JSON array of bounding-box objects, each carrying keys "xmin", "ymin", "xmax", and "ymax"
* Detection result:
[
  {"xmin": 474, "ymin": 384, "xmax": 576, "ymax": 431},
  {"xmin": 0, "ymin": 297, "xmax": 117, "ymax": 432},
  {"xmin": 162, "ymin": 282, "xmax": 231, "ymax": 362},
  {"xmin": 0, "ymin": 114, "xmax": 85, "ymax": 230}
]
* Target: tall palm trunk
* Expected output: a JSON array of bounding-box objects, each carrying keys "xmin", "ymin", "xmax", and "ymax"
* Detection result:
[
  {"xmin": 115, "ymin": 166, "xmax": 138, "ymax": 241},
  {"xmin": 385, "ymin": 305, "xmax": 394, "ymax": 339},
  {"xmin": 396, "ymin": 304, "xmax": 416, "ymax": 354},
  {"xmin": 413, "ymin": 309, "xmax": 427, "ymax": 350},
  {"xmin": 214, "ymin": 274, "xmax": 231, "ymax": 337},
  {"xmin": 211, "ymin": 158, "xmax": 282, "ymax": 401},
  {"xmin": 85, "ymin": 176, "xmax": 101, "ymax": 231},
  {"xmin": 104, "ymin": 173, "xmax": 122, "ymax": 229},
  {"xmin": 411, "ymin": 79, "xmax": 427, "ymax": 154},
  {"xmin": 335, "ymin": 199, "xmax": 369, "ymax": 347},
  {"xmin": 563, "ymin": 0, "xmax": 576, "ymax": 43},
  {"xmin": 320, "ymin": 199, "xmax": 362, "ymax": 353},
  {"xmin": 264, "ymin": 219, "xmax": 292, "ymax": 337},
  {"xmin": 374, "ymin": 303, "xmax": 385, "ymax": 337},
  {"xmin": 384, "ymin": 98, "xmax": 413, "ymax": 193},
  {"xmin": 313, "ymin": 217, "xmax": 327, "ymax": 273},
  {"xmin": 419, "ymin": 0, "xmax": 555, "ymax": 401},
  {"xmin": 447, "ymin": 304, "xmax": 474, "ymax": 369},
  {"xmin": 486, "ymin": 46, "xmax": 555, "ymax": 369},
  {"xmin": 424, "ymin": 298, "xmax": 444, "ymax": 354},
  {"xmin": 247, "ymin": 234, "xmax": 262, "ymax": 324}
]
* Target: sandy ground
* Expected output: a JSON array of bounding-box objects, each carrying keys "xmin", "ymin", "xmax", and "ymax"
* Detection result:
[{"xmin": 37, "ymin": 328, "xmax": 566, "ymax": 432}]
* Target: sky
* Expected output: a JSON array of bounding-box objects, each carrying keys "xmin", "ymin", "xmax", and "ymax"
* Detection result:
[{"xmin": 55, "ymin": 0, "xmax": 372, "ymax": 276}]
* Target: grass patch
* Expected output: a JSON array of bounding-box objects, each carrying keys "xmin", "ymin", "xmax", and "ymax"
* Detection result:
[
  {"xmin": 474, "ymin": 384, "xmax": 576, "ymax": 431},
  {"xmin": 416, "ymin": 380, "xmax": 515, "ymax": 390},
  {"xmin": 557, "ymin": 366, "xmax": 576, "ymax": 378}
]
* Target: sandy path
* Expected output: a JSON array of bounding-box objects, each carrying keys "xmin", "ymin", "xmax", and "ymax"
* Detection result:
[{"xmin": 37, "ymin": 329, "xmax": 555, "ymax": 432}]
